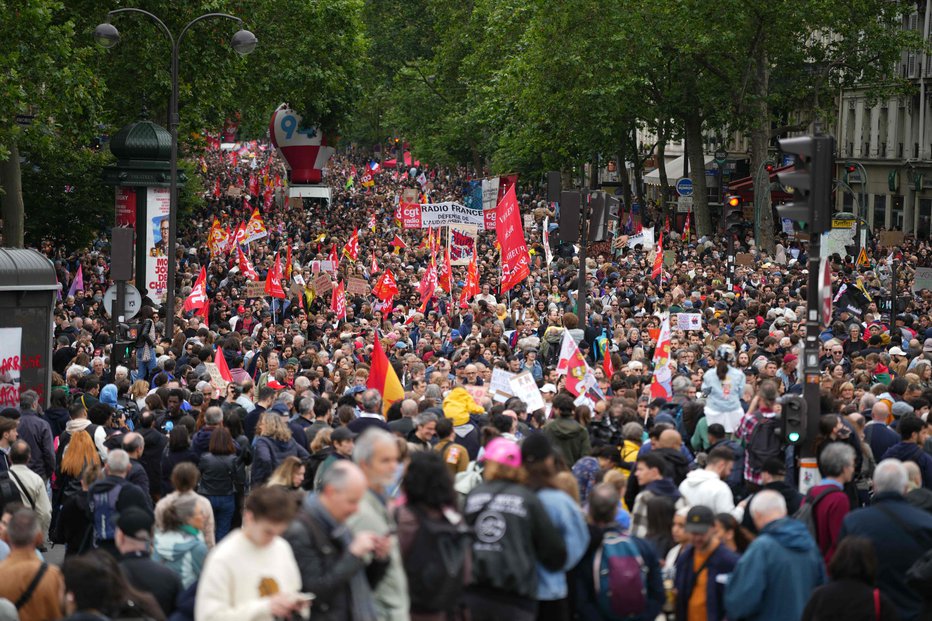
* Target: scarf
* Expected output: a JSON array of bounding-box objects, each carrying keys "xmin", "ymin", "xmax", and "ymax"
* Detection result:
[{"xmin": 65, "ymin": 418, "xmax": 92, "ymax": 434}]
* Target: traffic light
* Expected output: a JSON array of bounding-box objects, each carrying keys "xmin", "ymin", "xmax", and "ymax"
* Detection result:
[
  {"xmin": 843, "ymin": 164, "xmax": 857, "ymax": 184},
  {"xmin": 765, "ymin": 162, "xmax": 775, "ymax": 174},
  {"xmin": 779, "ymin": 394, "xmax": 808, "ymax": 445},
  {"xmin": 723, "ymin": 195, "xmax": 742, "ymax": 237},
  {"xmin": 776, "ymin": 135, "xmax": 835, "ymax": 234},
  {"xmin": 111, "ymin": 341, "xmax": 135, "ymax": 367}
]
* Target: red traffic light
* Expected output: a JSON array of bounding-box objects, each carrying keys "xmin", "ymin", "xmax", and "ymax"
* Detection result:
[
  {"xmin": 846, "ymin": 165, "xmax": 856, "ymax": 173},
  {"xmin": 765, "ymin": 164, "xmax": 775, "ymax": 173}
]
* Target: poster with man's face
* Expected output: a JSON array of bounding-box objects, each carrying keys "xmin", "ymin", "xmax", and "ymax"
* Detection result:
[{"xmin": 145, "ymin": 188, "xmax": 171, "ymax": 302}]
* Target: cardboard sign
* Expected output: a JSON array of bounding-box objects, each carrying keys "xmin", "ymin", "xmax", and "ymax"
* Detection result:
[
  {"xmin": 312, "ymin": 273, "xmax": 333, "ymax": 294},
  {"xmin": 204, "ymin": 362, "xmax": 228, "ymax": 391},
  {"xmin": 245, "ymin": 281, "xmax": 265, "ymax": 299},
  {"xmin": 489, "ymin": 368, "xmax": 516, "ymax": 403},
  {"xmin": 914, "ymin": 267, "xmax": 932, "ymax": 293},
  {"xmin": 879, "ymin": 230, "xmax": 905, "ymax": 248},
  {"xmin": 663, "ymin": 250, "xmax": 676, "ymax": 266},
  {"xmin": 735, "ymin": 253, "xmax": 755, "ymax": 266},
  {"xmin": 464, "ymin": 385, "xmax": 488, "ymax": 404},
  {"xmin": 346, "ymin": 277, "xmax": 370, "ymax": 296},
  {"xmin": 509, "ymin": 371, "xmax": 545, "ymax": 412}
]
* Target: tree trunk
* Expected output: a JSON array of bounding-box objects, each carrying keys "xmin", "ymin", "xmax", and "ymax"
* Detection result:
[
  {"xmin": 753, "ymin": 44, "xmax": 776, "ymax": 255},
  {"xmin": 618, "ymin": 137, "xmax": 633, "ymax": 216},
  {"xmin": 657, "ymin": 126, "xmax": 669, "ymax": 219},
  {"xmin": 685, "ymin": 111, "xmax": 711, "ymax": 237},
  {"xmin": 0, "ymin": 142, "xmax": 24, "ymax": 248},
  {"xmin": 631, "ymin": 128, "xmax": 645, "ymax": 208},
  {"xmin": 589, "ymin": 153, "xmax": 599, "ymax": 190}
]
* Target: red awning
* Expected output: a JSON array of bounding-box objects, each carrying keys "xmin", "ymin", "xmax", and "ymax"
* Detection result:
[{"xmin": 727, "ymin": 165, "xmax": 794, "ymax": 202}]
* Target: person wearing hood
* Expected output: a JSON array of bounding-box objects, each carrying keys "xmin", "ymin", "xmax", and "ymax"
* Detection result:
[
  {"xmin": 251, "ymin": 412, "xmax": 310, "ymax": 488},
  {"xmin": 678, "ymin": 446, "xmax": 736, "ymax": 514},
  {"xmin": 881, "ymin": 415, "xmax": 932, "ymax": 489},
  {"xmin": 652, "ymin": 428, "xmax": 693, "ymax": 486},
  {"xmin": 542, "ymin": 393, "xmax": 591, "ymax": 466},
  {"xmin": 631, "ymin": 452, "xmax": 689, "ymax": 539},
  {"xmin": 152, "ymin": 493, "xmax": 208, "ymax": 589},
  {"xmin": 725, "ymin": 490, "xmax": 826, "ymax": 621},
  {"xmin": 442, "ymin": 387, "xmax": 486, "ymax": 460}
]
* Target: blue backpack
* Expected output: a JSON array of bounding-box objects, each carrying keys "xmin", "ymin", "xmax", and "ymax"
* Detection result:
[
  {"xmin": 593, "ymin": 530, "xmax": 648, "ymax": 620},
  {"xmin": 88, "ymin": 481, "xmax": 124, "ymax": 544}
]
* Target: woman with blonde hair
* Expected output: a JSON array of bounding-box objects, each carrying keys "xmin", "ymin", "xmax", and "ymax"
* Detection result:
[
  {"xmin": 131, "ymin": 379, "xmax": 151, "ymax": 411},
  {"xmin": 251, "ymin": 411, "xmax": 310, "ymax": 487},
  {"xmin": 266, "ymin": 455, "xmax": 306, "ymax": 491}
]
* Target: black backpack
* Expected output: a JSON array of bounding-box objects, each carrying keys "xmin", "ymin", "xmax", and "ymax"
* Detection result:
[
  {"xmin": 399, "ymin": 505, "xmax": 471, "ymax": 614},
  {"xmin": 746, "ymin": 413, "xmax": 784, "ymax": 473},
  {"xmin": 0, "ymin": 469, "xmax": 21, "ymax": 514}
]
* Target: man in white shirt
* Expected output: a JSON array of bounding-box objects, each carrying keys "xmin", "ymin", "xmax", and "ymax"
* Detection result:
[
  {"xmin": 678, "ymin": 446, "xmax": 737, "ymax": 514},
  {"xmin": 195, "ymin": 486, "xmax": 309, "ymax": 621},
  {"xmin": 7, "ymin": 440, "xmax": 52, "ymax": 538}
]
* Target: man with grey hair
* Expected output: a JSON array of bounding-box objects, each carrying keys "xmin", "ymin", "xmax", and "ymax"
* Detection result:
[
  {"xmin": 15, "ymin": 390, "xmax": 55, "ymax": 481},
  {"xmin": 191, "ymin": 406, "xmax": 233, "ymax": 457},
  {"xmin": 121, "ymin": 432, "xmax": 151, "ymax": 502},
  {"xmin": 348, "ymin": 389, "xmax": 390, "ymax": 434},
  {"xmin": 388, "ymin": 398, "xmax": 418, "ymax": 437},
  {"xmin": 800, "ymin": 442, "xmax": 855, "ymax": 565},
  {"xmin": 406, "ymin": 411, "xmax": 437, "ymax": 452},
  {"xmin": 865, "ymin": 401, "xmax": 898, "ymax": 460},
  {"xmin": 347, "ymin": 429, "xmax": 409, "ymax": 620},
  {"xmin": 725, "ymin": 490, "xmax": 825, "ymax": 621},
  {"xmin": 841, "ymin": 459, "xmax": 932, "ymax": 621},
  {"xmin": 87, "ymin": 449, "xmax": 152, "ymax": 556}
]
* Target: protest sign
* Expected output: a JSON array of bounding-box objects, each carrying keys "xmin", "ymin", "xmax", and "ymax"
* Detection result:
[
  {"xmin": 245, "ymin": 281, "xmax": 265, "ymax": 299},
  {"xmin": 312, "ymin": 273, "xmax": 333, "ymax": 294},
  {"xmin": 346, "ymin": 277, "xmax": 370, "ymax": 296},
  {"xmin": 509, "ymin": 371, "xmax": 545, "ymax": 412},
  {"xmin": 204, "ymin": 363, "xmax": 228, "ymax": 391},
  {"xmin": 677, "ymin": 313, "xmax": 703, "ymax": 331},
  {"xmin": 489, "ymin": 368, "xmax": 516, "ymax": 402}
]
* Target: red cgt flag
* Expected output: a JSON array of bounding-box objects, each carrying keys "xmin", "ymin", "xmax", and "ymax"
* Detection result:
[
  {"xmin": 651, "ymin": 232, "xmax": 663, "ymax": 280},
  {"xmin": 495, "ymin": 184, "xmax": 530, "ymax": 293},
  {"xmin": 331, "ymin": 281, "xmax": 347, "ymax": 319},
  {"xmin": 237, "ymin": 247, "xmax": 258, "ymax": 281},
  {"xmin": 264, "ymin": 252, "xmax": 286, "ymax": 299},
  {"xmin": 183, "ymin": 267, "xmax": 208, "ymax": 313},
  {"xmin": 372, "ymin": 269, "xmax": 399, "ymax": 302},
  {"xmin": 343, "ymin": 228, "xmax": 360, "ymax": 261}
]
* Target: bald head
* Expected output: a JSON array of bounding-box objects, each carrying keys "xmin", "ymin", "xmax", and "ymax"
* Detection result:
[
  {"xmin": 657, "ymin": 429, "xmax": 683, "ymax": 450},
  {"xmin": 871, "ymin": 402, "xmax": 890, "ymax": 422},
  {"xmin": 318, "ymin": 461, "xmax": 368, "ymax": 523}
]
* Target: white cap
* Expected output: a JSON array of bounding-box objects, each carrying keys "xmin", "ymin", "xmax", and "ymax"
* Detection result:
[{"xmin": 540, "ymin": 383, "xmax": 557, "ymax": 393}]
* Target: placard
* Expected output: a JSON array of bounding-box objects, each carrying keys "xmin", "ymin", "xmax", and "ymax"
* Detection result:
[
  {"xmin": 346, "ymin": 277, "xmax": 370, "ymax": 296},
  {"xmin": 245, "ymin": 281, "xmax": 265, "ymax": 299},
  {"xmin": 464, "ymin": 385, "xmax": 488, "ymax": 403},
  {"xmin": 509, "ymin": 371, "xmax": 545, "ymax": 412},
  {"xmin": 914, "ymin": 267, "xmax": 932, "ymax": 293},
  {"xmin": 204, "ymin": 362, "xmax": 228, "ymax": 391},
  {"xmin": 312, "ymin": 273, "xmax": 333, "ymax": 294},
  {"xmin": 735, "ymin": 253, "xmax": 754, "ymax": 266},
  {"xmin": 144, "ymin": 187, "xmax": 171, "ymax": 303},
  {"xmin": 449, "ymin": 223, "xmax": 478, "ymax": 266},
  {"xmin": 0, "ymin": 328, "xmax": 23, "ymax": 407},
  {"xmin": 489, "ymin": 368, "xmax": 516, "ymax": 403},
  {"xmin": 879, "ymin": 230, "xmax": 905, "ymax": 248},
  {"xmin": 663, "ymin": 250, "xmax": 676, "ymax": 266},
  {"xmin": 626, "ymin": 227, "xmax": 655, "ymax": 249},
  {"xmin": 676, "ymin": 313, "xmax": 703, "ymax": 331}
]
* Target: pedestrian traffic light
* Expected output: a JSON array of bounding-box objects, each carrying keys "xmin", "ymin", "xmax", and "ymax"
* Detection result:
[
  {"xmin": 776, "ymin": 135, "xmax": 835, "ymax": 234},
  {"xmin": 111, "ymin": 341, "xmax": 135, "ymax": 367},
  {"xmin": 765, "ymin": 162, "xmax": 775, "ymax": 174},
  {"xmin": 723, "ymin": 195, "xmax": 742, "ymax": 236},
  {"xmin": 779, "ymin": 394, "xmax": 808, "ymax": 445}
]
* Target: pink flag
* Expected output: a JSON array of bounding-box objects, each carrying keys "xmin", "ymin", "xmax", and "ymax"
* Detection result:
[{"xmin": 67, "ymin": 265, "xmax": 84, "ymax": 298}]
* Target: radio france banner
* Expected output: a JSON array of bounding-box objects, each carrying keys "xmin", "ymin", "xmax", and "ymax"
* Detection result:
[
  {"xmin": 449, "ymin": 224, "xmax": 478, "ymax": 266},
  {"xmin": 401, "ymin": 201, "xmax": 485, "ymax": 229},
  {"xmin": 626, "ymin": 226, "xmax": 655, "ymax": 249},
  {"xmin": 145, "ymin": 187, "xmax": 171, "ymax": 303}
]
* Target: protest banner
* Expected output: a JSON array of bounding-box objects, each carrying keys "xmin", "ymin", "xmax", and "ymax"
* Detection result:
[
  {"xmin": 346, "ymin": 277, "xmax": 370, "ymax": 296},
  {"xmin": 509, "ymin": 371, "xmax": 545, "ymax": 412},
  {"xmin": 401, "ymin": 202, "xmax": 486, "ymax": 229},
  {"xmin": 204, "ymin": 362, "xmax": 228, "ymax": 391},
  {"xmin": 245, "ymin": 281, "xmax": 265, "ymax": 299},
  {"xmin": 626, "ymin": 227, "xmax": 655, "ymax": 249},
  {"xmin": 489, "ymin": 368, "xmax": 516, "ymax": 402},
  {"xmin": 449, "ymin": 224, "xmax": 478, "ymax": 266},
  {"xmin": 914, "ymin": 267, "xmax": 932, "ymax": 293},
  {"xmin": 312, "ymin": 273, "xmax": 333, "ymax": 294}
]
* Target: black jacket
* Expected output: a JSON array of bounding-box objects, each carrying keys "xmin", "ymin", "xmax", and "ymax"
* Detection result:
[
  {"xmin": 284, "ymin": 498, "xmax": 384, "ymax": 621},
  {"xmin": 741, "ymin": 480, "xmax": 804, "ymax": 534},
  {"xmin": 120, "ymin": 551, "xmax": 183, "ymax": 617},
  {"xmin": 138, "ymin": 427, "xmax": 167, "ymax": 498},
  {"xmin": 196, "ymin": 453, "xmax": 238, "ymax": 496},
  {"xmin": 127, "ymin": 459, "xmax": 152, "ymax": 507},
  {"xmin": 801, "ymin": 578, "xmax": 898, "ymax": 621},
  {"xmin": 161, "ymin": 448, "xmax": 198, "ymax": 494}
]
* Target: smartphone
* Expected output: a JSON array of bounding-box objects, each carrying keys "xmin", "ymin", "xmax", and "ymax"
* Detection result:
[{"xmin": 295, "ymin": 594, "xmax": 316, "ymax": 603}]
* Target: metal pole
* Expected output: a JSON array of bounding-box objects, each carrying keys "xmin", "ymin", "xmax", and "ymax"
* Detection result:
[
  {"xmin": 577, "ymin": 193, "xmax": 589, "ymax": 329},
  {"xmin": 165, "ymin": 38, "xmax": 179, "ymax": 343},
  {"xmin": 802, "ymin": 230, "xmax": 823, "ymax": 458},
  {"xmin": 890, "ymin": 258, "xmax": 898, "ymax": 322}
]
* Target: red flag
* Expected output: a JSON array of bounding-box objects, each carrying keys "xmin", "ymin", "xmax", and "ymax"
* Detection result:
[
  {"xmin": 370, "ymin": 252, "xmax": 379, "ymax": 275},
  {"xmin": 437, "ymin": 246, "xmax": 452, "ymax": 293},
  {"xmin": 285, "ymin": 244, "xmax": 293, "ymax": 282},
  {"xmin": 495, "ymin": 184, "xmax": 530, "ymax": 293},
  {"xmin": 603, "ymin": 349, "xmax": 615, "ymax": 379},
  {"xmin": 343, "ymin": 228, "xmax": 360, "ymax": 261},
  {"xmin": 237, "ymin": 247, "xmax": 258, "ymax": 281},
  {"xmin": 331, "ymin": 281, "xmax": 347, "ymax": 319},
  {"xmin": 419, "ymin": 257, "xmax": 438, "ymax": 308},
  {"xmin": 459, "ymin": 258, "xmax": 480, "ymax": 308},
  {"xmin": 372, "ymin": 269, "xmax": 399, "ymax": 302},
  {"xmin": 183, "ymin": 267, "xmax": 208, "ymax": 312},
  {"xmin": 328, "ymin": 243, "xmax": 338, "ymax": 266},
  {"xmin": 212, "ymin": 178, "xmax": 222, "ymax": 198},
  {"xmin": 391, "ymin": 235, "xmax": 406, "ymax": 254},
  {"xmin": 264, "ymin": 252, "xmax": 286, "ymax": 299},
  {"xmin": 367, "ymin": 334, "xmax": 404, "ymax": 415},
  {"xmin": 683, "ymin": 211, "xmax": 691, "ymax": 243},
  {"xmin": 197, "ymin": 298, "xmax": 210, "ymax": 322},
  {"xmin": 248, "ymin": 174, "xmax": 259, "ymax": 196},
  {"xmin": 651, "ymin": 232, "xmax": 663, "ymax": 280},
  {"xmin": 213, "ymin": 345, "xmax": 233, "ymax": 382},
  {"xmin": 556, "ymin": 331, "xmax": 597, "ymax": 397},
  {"xmin": 232, "ymin": 222, "xmax": 247, "ymax": 247},
  {"xmin": 649, "ymin": 316, "xmax": 673, "ymax": 398}
]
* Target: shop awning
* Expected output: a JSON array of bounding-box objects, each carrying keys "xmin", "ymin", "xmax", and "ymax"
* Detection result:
[
  {"xmin": 644, "ymin": 155, "xmax": 714, "ymax": 186},
  {"xmin": 727, "ymin": 164, "xmax": 794, "ymax": 202}
]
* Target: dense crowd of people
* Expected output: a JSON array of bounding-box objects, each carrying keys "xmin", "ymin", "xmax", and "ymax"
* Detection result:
[{"xmin": 4, "ymin": 139, "xmax": 932, "ymax": 620}]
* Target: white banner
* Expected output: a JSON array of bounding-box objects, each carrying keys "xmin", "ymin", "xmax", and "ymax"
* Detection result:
[
  {"xmin": 0, "ymin": 328, "xmax": 23, "ymax": 408},
  {"xmin": 449, "ymin": 224, "xmax": 478, "ymax": 266},
  {"xmin": 676, "ymin": 313, "xmax": 703, "ymax": 331},
  {"xmin": 402, "ymin": 202, "xmax": 485, "ymax": 229},
  {"xmin": 145, "ymin": 187, "xmax": 171, "ymax": 303},
  {"xmin": 626, "ymin": 226, "xmax": 655, "ymax": 249}
]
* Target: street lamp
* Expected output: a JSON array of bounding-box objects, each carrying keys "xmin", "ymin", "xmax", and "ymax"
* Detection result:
[{"xmin": 95, "ymin": 9, "xmax": 256, "ymax": 340}]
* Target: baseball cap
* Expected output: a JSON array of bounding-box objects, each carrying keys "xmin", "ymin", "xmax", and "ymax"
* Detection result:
[
  {"xmin": 266, "ymin": 379, "xmax": 286, "ymax": 390},
  {"xmin": 889, "ymin": 347, "xmax": 907, "ymax": 356},
  {"xmin": 924, "ymin": 338, "xmax": 932, "ymax": 353},
  {"xmin": 782, "ymin": 353, "xmax": 798, "ymax": 364},
  {"xmin": 685, "ymin": 506, "xmax": 715, "ymax": 534},
  {"xmin": 116, "ymin": 507, "xmax": 154, "ymax": 539},
  {"xmin": 540, "ymin": 383, "xmax": 557, "ymax": 394},
  {"xmin": 481, "ymin": 438, "xmax": 522, "ymax": 468},
  {"xmin": 331, "ymin": 426, "xmax": 358, "ymax": 442}
]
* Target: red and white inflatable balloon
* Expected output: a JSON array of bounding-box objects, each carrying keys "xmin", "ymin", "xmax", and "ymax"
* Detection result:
[{"xmin": 269, "ymin": 104, "xmax": 335, "ymax": 185}]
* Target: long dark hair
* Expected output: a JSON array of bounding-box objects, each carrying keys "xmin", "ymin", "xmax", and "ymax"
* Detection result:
[
  {"xmin": 716, "ymin": 359, "xmax": 729, "ymax": 382},
  {"xmin": 63, "ymin": 550, "xmax": 165, "ymax": 620},
  {"xmin": 829, "ymin": 536, "xmax": 877, "ymax": 585},
  {"xmin": 402, "ymin": 451, "xmax": 455, "ymax": 510}
]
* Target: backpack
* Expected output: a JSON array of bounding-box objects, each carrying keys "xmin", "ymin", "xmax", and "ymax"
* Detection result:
[
  {"xmin": 746, "ymin": 414, "xmax": 783, "ymax": 473},
  {"xmin": 594, "ymin": 530, "xmax": 648, "ymax": 620},
  {"xmin": 88, "ymin": 480, "xmax": 125, "ymax": 544},
  {"xmin": 793, "ymin": 487, "xmax": 844, "ymax": 539},
  {"xmin": 454, "ymin": 461, "xmax": 483, "ymax": 500},
  {"xmin": 398, "ymin": 505, "xmax": 471, "ymax": 613},
  {"xmin": 541, "ymin": 328, "xmax": 564, "ymax": 367},
  {"xmin": 0, "ymin": 470, "xmax": 22, "ymax": 514}
]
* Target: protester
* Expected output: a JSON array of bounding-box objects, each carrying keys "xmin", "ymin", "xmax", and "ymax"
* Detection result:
[
  {"xmin": 0, "ymin": 508, "xmax": 64, "ymax": 621},
  {"xmin": 116, "ymin": 506, "xmax": 183, "ymax": 617},
  {"xmin": 62, "ymin": 551, "xmax": 165, "ymax": 621},
  {"xmin": 673, "ymin": 506, "xmax": 739, "ymax": 621},
  {"xmin": 152, "ymin": 493, "xmax": 209, "ymax": 588}
]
